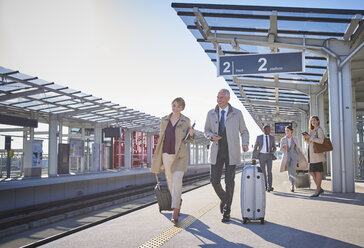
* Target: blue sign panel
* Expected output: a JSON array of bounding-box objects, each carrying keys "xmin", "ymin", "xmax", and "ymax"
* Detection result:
[{"xmin": 218, "ymin": 52, "xmax": 304, "ymax": 76}]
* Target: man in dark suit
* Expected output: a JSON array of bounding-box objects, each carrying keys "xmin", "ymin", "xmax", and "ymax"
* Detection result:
[
  {"xmin": 252, "ymin": 125, "xmax": 277, "ymax": 192},
  {"xmin": 204, "ymin": 89, "xmax": 249, "ymax": 223}
]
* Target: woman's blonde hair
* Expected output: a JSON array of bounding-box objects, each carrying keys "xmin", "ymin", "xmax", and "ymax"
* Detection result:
[
  {"xmin": 172, "ymin": 97, "xmax": 185, "ymax": 110},
  {"xmin": 309, "ymin": 115, "xmax": 320, "ymax": 130}
]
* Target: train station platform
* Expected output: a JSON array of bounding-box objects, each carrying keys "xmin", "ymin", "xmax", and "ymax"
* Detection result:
[{"xmin": 38, "ymin": 160, "xmax": 364, "ymax": 248}]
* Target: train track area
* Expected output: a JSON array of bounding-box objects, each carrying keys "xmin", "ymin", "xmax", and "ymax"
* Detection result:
[{"xmin": 0, "ymin": 171, "xmax": 215, "ymax": 248}]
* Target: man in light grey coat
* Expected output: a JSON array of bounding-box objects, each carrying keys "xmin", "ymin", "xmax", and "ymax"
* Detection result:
[
  {"xmin": 252, "ymin": 125, "xmax": 277, "ymax": 192},
  {"xmin": 204, "ymin": 89, "xmax": 249, "ymax": 223}
]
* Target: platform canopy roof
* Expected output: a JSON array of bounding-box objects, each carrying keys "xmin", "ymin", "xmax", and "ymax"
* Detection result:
[
  {"xmin": 0, "ymin": 66, "xmax": 162, "ymax": 133},
  {"xmin": 172, "ymin": 3, "xmax": 364, "ymax": 130},
  {"xmin": 0, "ymin": 66, "xmax": 208, "ymax": 143}
]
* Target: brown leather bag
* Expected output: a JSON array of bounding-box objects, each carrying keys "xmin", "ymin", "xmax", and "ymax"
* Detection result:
[{"xmin": 313, "ymin": 138, "xmax": 333, "ymax": 153}]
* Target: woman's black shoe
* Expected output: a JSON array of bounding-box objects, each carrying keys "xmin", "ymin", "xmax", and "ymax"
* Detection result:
[
  {"xmin": 310, "ymin": 192, "xmax": 319, "ymax": 197},
  {"xmin": 318, "ymin": 189, "xmax": 324, "ymax": 195},
  {"xmin": 311, "ymin": 189, "xmax": 324, "ymax": 197}
]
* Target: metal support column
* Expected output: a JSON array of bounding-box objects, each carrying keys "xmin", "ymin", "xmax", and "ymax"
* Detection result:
[
  {"xmin": 147, "ymin": 133, "xmax": 153, "ymax": 168},
  {"xmin": 81, "ymin": 127, "xmax": 86, "ymax": 172},
  {"xmin": 341, "ymin": 53, "xmax": 355, "ymax": 192},
  {"xmin": 326, "ymin": 39, "xmax": 355, "ymax": 192},
  {"xmin": 48, "ymin": 114, "xmax": 58, "ymax": 177},
  {"xmin": 124, "ymin": 129, "xmax": 132, "ymax": 169},
  {"xmin": 296, "ymin": 119, "xmax": 302, "ymax": 149},
  {"xmin": 352, "ymin": 86, "xmax": 359, "ymax": 179},
  {"xmin": 300, "ymin": 112, "xmax": 308, "ymax": 153},
  {"xmin": 359, "ymin": 128, "xmax": 364, "ymax": 179},
  {"xmin": 92, "ymin": 123, "xmax": 102, "ymax": 172},
  {"xmin": 195, "ymin": 143, "xmax": 199, "ymax": 165},
  {"xmin": 318, "ymin": 94, "xmax": 326, "ymax": 133},
  {"xmin": 59, "ymin": 120, "xmax": 63, "ymax": 144},
  {"xmin": 309, "ymin": 94, "xmax": 318, "ymax": 116},
  {"xmin": 327, "ymin": 43, "xmax": 342, "ymax": 192}
]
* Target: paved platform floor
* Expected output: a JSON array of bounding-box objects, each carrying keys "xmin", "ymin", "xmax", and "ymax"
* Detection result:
[{"xmin": 42, "ymin": 161, "xmax": 364, "ymax": 248}]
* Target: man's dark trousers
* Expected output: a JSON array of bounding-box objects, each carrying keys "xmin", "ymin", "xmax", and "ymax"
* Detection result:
[
  {"xmin": 259, "ymin": 153, "xmax": 273, "ymax": 189},
  {"xmin": 210, "ymin": 127, "xmax": 236, "ymax": 213}
]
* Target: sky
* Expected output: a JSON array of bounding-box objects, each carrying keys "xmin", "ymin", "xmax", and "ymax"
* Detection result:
[{"xmin": 0, "ymin": 0, "xmax": 363, "ymax": 150}]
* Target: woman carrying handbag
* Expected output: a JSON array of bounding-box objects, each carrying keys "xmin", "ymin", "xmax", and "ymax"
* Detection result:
[{"xmin": 302, "ymin": 116, "xmax": 326, "ymax": 197}]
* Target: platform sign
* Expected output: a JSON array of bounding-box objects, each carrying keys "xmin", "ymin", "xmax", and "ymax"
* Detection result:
[
  {"xmin": 32, "ymin": 140, "xmax": 43, "ymax": 167},
  {"xmin": 70, "ymin": 139, "xmax": 84, "ymax": 157},
  {"xmin": 218, "ymin": 52, "xmax": 304, "ymax": 76}
]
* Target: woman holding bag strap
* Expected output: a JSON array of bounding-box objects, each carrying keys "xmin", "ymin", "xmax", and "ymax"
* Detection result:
[
  {"xmin": 280, "ymin": 126, "xmax": 308, "ymax": 192},
  {"xmin": 303, "ymin": 116, "xmax": 325, "ymax": 197},
  {"xmin": 151, "ymin": 97, "xmax": 194, "ymax": 223}
]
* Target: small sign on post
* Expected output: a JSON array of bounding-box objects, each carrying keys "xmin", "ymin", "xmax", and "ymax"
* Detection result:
[{"xmin": 218, "ymin": 52, "xmax": 304, "ymax": 76}]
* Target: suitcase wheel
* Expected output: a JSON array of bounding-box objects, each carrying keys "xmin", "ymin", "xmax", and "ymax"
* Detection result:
[
  {"xmin": 260, "ymin": 218, "xmax": 265, "ymax": 225},
  {"xmin": 243, "ymin": 218, "xmax": 248, "ymax": 224}
]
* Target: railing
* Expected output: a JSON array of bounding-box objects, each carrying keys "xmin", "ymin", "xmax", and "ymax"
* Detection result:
[{"xmin": 0, "ymin": 150, "xmax": 48, "ymax": 179}]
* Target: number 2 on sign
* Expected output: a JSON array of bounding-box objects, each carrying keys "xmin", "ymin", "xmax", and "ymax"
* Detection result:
[
  {"xmin": 258, "ymin": 57, "xmax": 267, "ymax": 71},
  {"xmin": 223, "ymin": 61, "xmax": 231, "ymax": 73}
]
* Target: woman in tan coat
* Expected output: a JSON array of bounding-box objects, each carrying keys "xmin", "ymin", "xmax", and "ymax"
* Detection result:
[
  {"xmin": 280, "ymin": 126, "xmax": 308, "ymax": 192},
  {"xmin": 303, "ymin": 116, "xmax": 325, "ymax": 197},
  {"xmin": 151, "ymin": 97, "xmax": 194, "ymax": 223}
]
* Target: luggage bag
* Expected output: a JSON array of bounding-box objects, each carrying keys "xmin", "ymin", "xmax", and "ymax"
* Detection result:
[
  {"xmin": 154, "ymin": 174, "xmax": 173, "ymax": 212},
  {"xmin": 241, "ymin": 165, "xmax": 266, "ymax": 224}
]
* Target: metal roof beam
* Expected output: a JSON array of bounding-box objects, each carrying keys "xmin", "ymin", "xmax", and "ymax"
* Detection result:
[
  {"xmin": 172, "ymin": 3, "xmax": 364, "ymax": 16},
  {"xmin": 351, "ymin": 19, "xmax": 364, "ymax": 48},
  {"xmin": 274, "ymin": 74, "xmax": 279, "ymax": 115},
  {"xmin": 268, "ymin": 11, "xmax": 277, "ymax": 48},
  {"xmin": 193, "ymin": 9, "xmax": 208, "ymax": 40},
  {"xmin": 234, "ymin": 76, "xmax": 262, "ymax": 124},
  {"xmin": 235, "ymin": 78, "xmax": 325, "ymax": 95},
  {"xmin": 249, "ymin": 100, "xmax": 309, "ymax": 113},
  {"xmin": 344, "ymin": 14, "xmax": 362, "ymax": 41},
  {"xmin": 177, "ymin": 11, "xmax": 354, "ymax": 23},
  {"xmin": 257, "ymin": 113, "xmax": 300, "ymax": 120},
  {"xmin": 58, "ymin": 106, "xmax": 106, "ymax": 117},
  {"xmin": 320, "ymin": 69, "xmax": 328, "ymax": 85},
  {"xmin": 209, "ymin": 33, "xmax": 327, "ymax": 57},
  {"xmin": 2, "ymin": 74, "xmax": 132, "ymax": 120},
  {"xmin": 193, "ymin": 7, "xmax": 210, "ymax": 36},
  {"xmin": 0, "ymin": 88, "xmax": 45, "ymax": 101}
]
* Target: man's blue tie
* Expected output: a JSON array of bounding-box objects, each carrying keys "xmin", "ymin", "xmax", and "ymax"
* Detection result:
[{"xmin": 220, "ymin": 110, "xmax": 225, "ymax": 132}]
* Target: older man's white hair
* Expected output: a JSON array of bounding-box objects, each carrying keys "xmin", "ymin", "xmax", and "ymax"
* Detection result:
[{"xmin": 219, "ymin": 89, "xmax": 230, "ymax": 96}]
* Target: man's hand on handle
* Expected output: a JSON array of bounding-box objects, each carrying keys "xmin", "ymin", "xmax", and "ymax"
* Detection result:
[{"xmin": 211, "ymin": 134, "xmax": 222, "ymax": 141}]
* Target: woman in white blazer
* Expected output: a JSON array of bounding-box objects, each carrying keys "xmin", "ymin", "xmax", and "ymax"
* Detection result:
[{"xmin": 280, "ymin": 126, "xmax": 308, "ymax": 192}]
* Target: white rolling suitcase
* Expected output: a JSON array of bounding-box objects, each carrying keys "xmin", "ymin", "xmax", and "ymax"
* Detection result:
[{"xmin": 241, "ymin": 165, "xmax": 266, "ymax": 224}]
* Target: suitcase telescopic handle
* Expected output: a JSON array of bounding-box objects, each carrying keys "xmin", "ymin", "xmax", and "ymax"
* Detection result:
[{"xmin": 155, "ymin": 174, "xmax": 161, "ymax": 190}]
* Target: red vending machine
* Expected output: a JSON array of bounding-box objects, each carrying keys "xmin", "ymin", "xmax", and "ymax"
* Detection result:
[{"xmin": 113, "ymin": 130, "xmax": 125, "ymax": 169}]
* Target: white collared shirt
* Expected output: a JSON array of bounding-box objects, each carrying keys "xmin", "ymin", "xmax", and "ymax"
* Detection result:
[
  {"xmin": 260, "ymin": 134, "xmax": 270, "ymax": 153},
  {"xmin": 219, "ymin": 106, "xmax": 229, "ymax": 125},
  {"xmin": 287, "ymin": 137, "xmax": 292, "ymax": 148}
]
